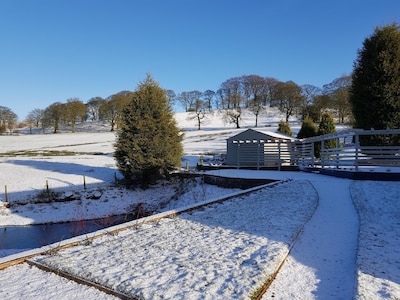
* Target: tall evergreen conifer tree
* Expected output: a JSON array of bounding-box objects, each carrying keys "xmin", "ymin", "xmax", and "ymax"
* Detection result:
[
  {"xmin": 350, "ymin": 24, "xmax": 400, "ymax": 130},
  {"xmin": 114, "ymin": 75, "xmax": 183, "ymax": 187},
  {"xmin": 318, "ymin": 111, "xmax": 336, "ymax": 137},
  {"xmin": 316, "ymin": 112, "xmax": 337, "ymax": 158},
  {"xmin": 297, "ymin": 117, "xmax": 318, "ymax": 139},
  {"xmin": 297, "ymin": 117, "xmax": 319, "ymax": 157}
]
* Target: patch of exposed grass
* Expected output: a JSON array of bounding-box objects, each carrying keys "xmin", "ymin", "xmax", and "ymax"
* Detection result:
[
  {"xmin": 51, "ymin": 142, "xmax": 102, "ymax": 148},
  {"xmin": 0, "ymin": 150, "xmax": 106, "ymax": 157},
  {"xmin": 249, "ymin": 275, "xmax": 274, "ymax": 300}
]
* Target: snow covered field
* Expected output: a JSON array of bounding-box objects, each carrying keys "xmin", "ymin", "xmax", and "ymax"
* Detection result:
[
  {"xmin": 29, "ymin": 180, "xmax": 317, "ymax": 299},
  {"xmin": 0, "ymin": 110, "xmax": 399, "ymax": 299}
]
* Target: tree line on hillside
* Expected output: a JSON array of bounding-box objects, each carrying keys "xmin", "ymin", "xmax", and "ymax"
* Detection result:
[
  {"xmin": 169, "ymin": 74, "xmax": 353, "ymax": 130},
  {"xmin": 22, "ymin": 93, "xmax": 134, "ymax": 134},
  {"xmin": 1, "ymin": 73, "xmax": 352, "ymax": 134}
]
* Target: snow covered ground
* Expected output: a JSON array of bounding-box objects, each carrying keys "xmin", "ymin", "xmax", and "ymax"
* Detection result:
[
  {"xmin": 28, "ymin": 180, "xmax": 317, "ymax": 299},
  {"xmin": 0, "ymin": 109, "xmax": 399, "ymax": 299},
  {"xmin": 351, "ymin": 181, "xmax": 400, "ymax": 299}
]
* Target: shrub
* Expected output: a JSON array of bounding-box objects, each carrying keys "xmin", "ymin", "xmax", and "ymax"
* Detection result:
[{"xmin": 277, "ymin": 120, "xmax": 292, "ymax": 136}]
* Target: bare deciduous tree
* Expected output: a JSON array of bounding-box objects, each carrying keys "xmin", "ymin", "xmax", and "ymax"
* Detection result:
[
  {"xmin": 242, "ymin": 75, "xmax": 268, "ymax": 127},
  {"xmin": 99, "ymin": 91, "xmax": 132, "ymax": 131},
  {"xmin": 272, "ymin": 81, "xmax": 304, "ymax": 122},
  {"xmin": 43, "ymin": 102, "xmax": 65, "ymax": 133},
  {"xmin": 202, "ymin": 90, "xmax": 215, "ymax": 111},
  {"xmin": 87, "ymin": 97, "xmax": 106, "ymax": 121},
  {"xmin": 323, "ymin": 75, "xmax": 352, "ymax": 123},
  {"xmin": 0, "ymin": 106, "xmax": 17, "ymax": 134},
  {"xmin": 65, "ymin": 98, "xmax": 87, "ymax": 133},
  {"xmin": 187, "ymin": 99, "xmax": 211, "ymax": 130},
  {"xmin": 218, "ymin": 77, "xmax": 244, "ymax": 128},
  {"xmin": 25, "ymin": 108, "xmax": 44, "ymax": 134}
]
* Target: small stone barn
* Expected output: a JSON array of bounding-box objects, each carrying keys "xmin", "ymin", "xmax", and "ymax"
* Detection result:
[{"xmin": 226, "ymin": 129, "xmax": 299, "ymax": 169}]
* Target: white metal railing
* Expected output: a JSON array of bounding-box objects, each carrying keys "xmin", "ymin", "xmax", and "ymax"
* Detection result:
[
  {"xmin": 298, "ymin": 129, "xmax": 400, "ymax": 171},
  {"xmin": 229, "ymin": 129, "xmax": 400, "ymax": 171}
]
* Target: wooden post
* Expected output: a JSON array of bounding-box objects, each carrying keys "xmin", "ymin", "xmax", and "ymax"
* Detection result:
[
  {"xmin": 355, "ymin": 133, "xmax": 359, "ymax": 171},
  {"xmin": 237, "ymin": 142, "xmax": 240, "ymax": 169},
  {"xmin": 46, "ymin": 180, "xmax": 50, "ymax": 202},
  {"xmin": 5, "ymin": 185, "xmax": 9, "ymax": 206},
  {"xmin": 278, "ymin": 141, "xmax": 281, "ymax": 171},
  {"xmin": 311, "ymin": 142, "xmax": 315, "ymax": 166},
  {"xmin": 83, "ymin": 175, "xmax": 86, "ymax": 190},
  {"xmin": 336, "ymin": 137, "xmax": 339, "ymax": 168}
]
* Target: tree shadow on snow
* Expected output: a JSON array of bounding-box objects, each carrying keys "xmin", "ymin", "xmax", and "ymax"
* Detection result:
[
  {"xmin": 175, "ymin": 180, "xmax": 323, "ymax": 296},
  {"xmin": 2, "ymin": 158, "xmax": 120, "ymax": 201}
]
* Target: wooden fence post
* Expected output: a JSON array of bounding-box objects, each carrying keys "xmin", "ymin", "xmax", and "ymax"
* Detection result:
[
  {"xmin": 5, "ymin": 185, "xmax": 9, "ymax": 207},
  {"xmin": 278, "ymin": 141, "xmax": 281, "ymax": 171},
  {"xmin": 45, "ymin": 180, "xmax": 51, "ymax": 202},
  {"xmin": 355, "ymin": 133, "xmax": 359, "ymax": 171}
]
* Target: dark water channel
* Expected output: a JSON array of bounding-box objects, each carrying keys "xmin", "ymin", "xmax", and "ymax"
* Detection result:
[
  {"xmin": 1, "ymin": 176, "xmax": 275, "ymax": 251},
  {"xmin": 1, "ymin": 215, "xmax": 134, "ymax": 250}
]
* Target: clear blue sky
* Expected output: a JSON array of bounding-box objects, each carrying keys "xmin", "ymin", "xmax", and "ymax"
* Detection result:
[{"xmin": 1, "ymin": 0, "xmax": 399, "ymax": 120}]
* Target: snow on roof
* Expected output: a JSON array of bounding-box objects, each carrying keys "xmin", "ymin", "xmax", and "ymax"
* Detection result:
[{"xmin": 227, "ymin": 128, "xmax": 297, "ymax": 141}]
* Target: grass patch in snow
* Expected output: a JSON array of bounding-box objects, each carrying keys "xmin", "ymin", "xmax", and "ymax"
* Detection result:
[{"xmin": 0, "ymin": 150, "xmax": 106, "ymax": 157}]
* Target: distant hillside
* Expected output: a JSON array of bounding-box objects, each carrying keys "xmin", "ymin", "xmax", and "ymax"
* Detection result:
[
  {"xmin": 17, "ymin": 107, "xmax": 299, "ymax": 135},
  {"xmin": 174, "ymin": 107, "xmax": 298, "ymax": 132}
]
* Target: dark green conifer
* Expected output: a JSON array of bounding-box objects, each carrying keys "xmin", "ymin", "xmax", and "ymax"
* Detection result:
[
  {"xmin": 316, "ymin": 111, "xmax": 337, "ymax": 158},
  {"xmin": 350, "ymin": 24, "xmax": 400, "ymax": 130},
  {"xmin": 318, "ymin": 111, "xmax": 336, "ymax": 137},
  {"xmin": 277, "ymin": 120, "xmax": 292, "ymax": 136},
  {"xmin": 114, "ymin": 75, "xmax": 183, "ymax": 187},
  {"xmin": 297, "ymin": 117, "xmax": 318, "ymax": 139}
]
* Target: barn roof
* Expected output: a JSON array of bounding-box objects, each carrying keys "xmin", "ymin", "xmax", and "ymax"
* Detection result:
[{"xmin": 227, "ymin": 128, "xmax": 297, "ymax": 142}]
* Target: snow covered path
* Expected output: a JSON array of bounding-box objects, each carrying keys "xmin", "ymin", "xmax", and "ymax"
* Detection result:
[
  {"xmin": 263, "ymin": 175, "xmax": 359, "ymax": 299},
  {"xmin": 205, "ymin": 170, "xmax": 360, "ymax": 298}
]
